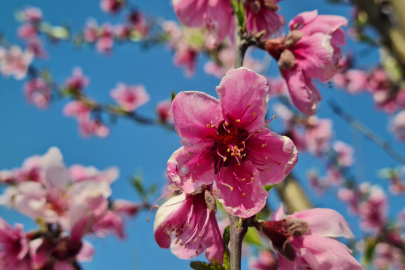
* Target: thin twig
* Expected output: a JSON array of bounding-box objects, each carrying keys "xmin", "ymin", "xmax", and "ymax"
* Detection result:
[{"xmin": 328, "ymin": 100, "xmax": 405, "ymax": 164}]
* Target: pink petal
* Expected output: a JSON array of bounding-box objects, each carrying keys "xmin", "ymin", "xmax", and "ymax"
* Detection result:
[
  {"xmin": 271, "ymin": 204, "xmax": 286, "ymax": 221},
  {"xmin": 216, "ymin": 161, "xmax": 268, "ymax": 218},
  {"xmin": 172, "ymin": 91, "xmax": 222, "ymax": 146},
  {"xmin": 283, "ymin": 67, "xmax": 321, "ymax": 115},
  {"xmin": 291, "ymin": 235, "xmax": 363, "ymax": 270},
  {"xmin": 173, "ymin": 0, "xmax": 208, "ymax": 28},
  {"xmin": 247, "ymin": 129, "xmax": 298, "ymax": 186},
  {"xmin": 288, "ymin": 10, "xmax": 318, "ymax": 30},
  {"xmin": 290, "ymin": 208, "xmax": 354, "ymax": 238},
  {"xmin": 216, "ymin": 68, "xmax": 269, "ymax": 132},
  {"xmin": 167, "ymin": 146, "xmax": 215, "ymax": 193},
  {"xmin": 40, "ymin": 147, "xmax": 69, "ymax": 190},
  {"xmin": 76, "ymin": 240, "xmax": 95, "ymax": 262},
  {"xmin": 54, "ymin": 262, "xmax": 76, "ymax": 270},
  {"xmin": 207, "ymin": 0, "xmax": 233, "ymax": 45}
]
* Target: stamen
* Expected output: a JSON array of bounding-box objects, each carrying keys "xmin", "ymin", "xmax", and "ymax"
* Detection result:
[
  {"xmin": 236, "ymin": 119, "xmax": 241, "ymax": 123},
  {"xmin": 242, "ymin": 193, "xmax": 246, "ymax": 196},
  {"xmin": 147, "ymin": 190, "xmax": 177, "ymax": 221},
  {"xmin": 253, "ymin": 112, "xmax": 257, "ymax": 116},
  {"xmin": 265, "ymin": 115, "xmax": 277, "ymax": 124}
]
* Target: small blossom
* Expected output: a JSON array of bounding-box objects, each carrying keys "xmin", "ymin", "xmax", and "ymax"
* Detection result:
[
  {"xmin": 68, "ymin": 164, "xmax": 119, "ymax": 184},
  {"xmin": 265, "ymin": 10, "xmax": 347, "ymax": 115},
  {"xmin": 63, "ymin": 100, "xmax": 92, "ymax": 121},
  {"xmin": 112, "ymin": 199, "xmax": 142, "ymax": 217},
  {"xmin": 100, "ymin": 0, "xmax": 125, "ymax": 14},
  {"xmin": 261, "ymin": 204, "xmax": 362, "ymax": 270},
  {"xmin": 66, "ymin": 67, "xmax": 89, "ymax": 91},
  {"xmin": 22, "ymin": 6, "xmax": 43, "ymax": 23},
  {"xmin": 333, "ymin": 141, "xmax": 354, "ymax": 167},
  {"xmin": 167, "ymin": 68, "xmax": 298, "ymax": 217},
  {"xmin": 26, "ymin": 38, "xmax": 47, "ymax": 58},
  {"xmin": 174, "ymin": 43, "xmax": 198, "ymax": 77},
  {"xmin": 96, "ymin": 24, "xmax": 114, "ymax": 54},
  {"xmin": 391, "ymin": 110, "xmax": 405, "ymax": 141},
  {"xmin": 154, "ymin": 188, "xmax": 223, "ymax": 263},
  {"xmin": 304, "ymin": 116, "xmax": 333, "ymax": 155},
  {"xmin": 359, "ymin": 185, "xmax": 387, "ymax": 233},
  {"xmin": 79, "ymin": 119, "xmax": 110, "ymax": 138},
  {"xmin": 114, "ymin": 24, "xmax": 131, "ymax": 39},
  {"xmin": 110, "ymin": 83, "xmax": 150, "ymax": 112},
  {"xmin": 17, "ymin": 23, "xmax": 38, "ymax": 40},
  {"xmin": 156, "ymin": 99, "xmax": 173, "ymax": 123},
  {"xmin": 267, "ymin": 77, "xmax": 288, "ymax": 99},
  {"xmin": 0, "ymin": 46, "xmax": 33, "ymax": 80},
  {"xmin": 24, "ymin": 77, "xmax": 52, "ymax": 109},
  {"xmin": 372, "ymin": 243, "xmax": 405, "ymax": 270},
  {"xmin": 84, "ymin": 19, "xmax": 99, "ymax": 43},
  {"xmin": 249, "ymin": 251, "xmax": 278, "ymax": 270},
  {"xmin": 128, "ymin": 11, "xmax": 149, "ymax": 36},
  {"xmin": 245, "ymin": 0, "xmax": 284, "ymax": 38}
]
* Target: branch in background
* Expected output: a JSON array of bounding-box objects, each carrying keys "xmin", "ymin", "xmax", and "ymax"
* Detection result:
[
  {"xmin": 329, "ymin": 100, "xmax": 405, "ymax": 164},
  {"xmin": 275, "ymin": 174, "xmax": 312, "ymax": 213}
]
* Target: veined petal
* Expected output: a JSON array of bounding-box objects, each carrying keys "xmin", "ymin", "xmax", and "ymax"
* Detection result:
[
  {"xmin": 172, "ymin": 91, "xmax": 222, "ymax": 146},
  {"xmin": 217, "ymin": 68, "xmax": 269, "ymax": 132},
  {"xmin": 247, "ymin": 129, "xmax": 298, "ymax": 186},
  {"xmin": 167, "ymin": 146, "xmax": 215, "ymax": 193},
  {"xmin": 290, "ymin": 208, "xmax": 354, "ymax": 239},
  {"xmin": 216, "ymin": 161, "xmax": 268, "ymax": 218}
]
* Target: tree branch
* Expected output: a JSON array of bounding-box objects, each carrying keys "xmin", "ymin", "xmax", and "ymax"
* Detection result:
[{"xmin": 329, "ymin": 100, "xmax": 405, "ymax": 164}]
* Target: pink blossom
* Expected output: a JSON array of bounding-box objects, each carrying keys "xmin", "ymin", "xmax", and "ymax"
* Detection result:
[
  {"xmin": 66, "ymin": 67, "xmax": 89, "ymax": 90},
  {"xmin": 359, "ymin": 185, "xmax": 387, "ymax": 233},
  {"xmin": 78, "ymin": 119, "xmax": 110, "ymax": 138},
  {"xmin": 379, "ymin": 167, "xmax": 405, "ymax": 195},
  {"xmin": 24, "ymin": 77, "xmax": 52, "ymax": 109},
  {"xmin": 26, "ymin": 38, "xmax": 47, "ymax": 58},
  {"xmin": 174, "ymin": 43, "xmax": 198, "ymax": 77},
  {"xmin": 0, "ymin": 155, "xmax": 41, "ymax": 184},
  {"xmin": 114, "ymin": 24, "xmax": 131, "ymax": 39},
  {"xmin": 100, "ymin": 0, "xmax": 125, "ymax": 14},
  {"xmin": 0, "ymin": 46, "xmax": 34, "ymax": 80},
  {"xmin": 156, "ymin": 99, "xmax": 173, "ymax": 123},
  {"xmin": 367, "ymin": 68, "xmax": 390, "ymax": 92},
  {"xmin": 173, "ymin": 0, "xmax": 233, "ymax": 45},
  {"xmin": 304, "ymin": 116, "xmax": 333, "ymax": 155},
  {"xmin": 128, "ymin": 11, "xmax": 149, "ymax": 36},
  {"xmin": 307, "ymin": 170, "xmax": 325, "ymax": 195},
  {"xmin": 0, "ymin": 218, "xmax": 30, "ymax": 270},
  {"xmin": 162, "ymin": 21, "xmax": 182, "ymax": 48},
  {"xmin": 110, "ymin": 83, "xmax": 150, "ymax": 112},
  {"xmin": 63, "ymin": 101, "xmax": 92, "ymax": 121},
  {"xmin": 267, "ymin": 77, "xmax": 288, "ymax": 98},
  {"xmin": 112, "ymin": 199, "xmax": 142, "ymax": 216},
  {"xmin": 373, "ymin": 243, "xmax": 405, "ymax": 270},
  {"xmin": 261, "ymin": 204, "xmax": 362, "ymax": 270},
  {"xmin": 333, "ymin": 141, "xmax": 354, "ymax": 167},
  {"xmin": 22, "ymin": 6, "xmax": 43, "ymax": 23},
  {"xmin": 17, "ymin": 23, "xmax": 38, "ymax": 40},
  {"xmin": 324, "ymin": 165, "xmax": 343, "ymax": 186},
  {"xmin": 391, "ymin": 110, "xmax": 405, "ymax": 141},
  {"xmin": 93, "ymin": 210, "xmax": 125, "ymax": 239},
  {"xmin": 68, "ymin": 164, "xmax": 119, "ymax": 184},
  {"xmin": 154, "ymin": 188, "xmax": 223, "ymax": 263},
  {"xmin": 249, "ymin": 251, "xmax": 278, "ymax": 270},
  {"xmin": 84, "ymin": 20, "xmax": 99, "ymax": 43},
  {"xmin": 96, "ymin": 24, "xmax": 114, "ymax": 54},
  {"xmin": 266, "ymin": 10, "xmax": 347, "ymax": 115},
  {"xmin": 245, "ymin": 0, "xmax": 284, "ymax": 38},
  {"xmin": 167, "ymin": 68, "xmax": 298, "ymax": 217},
  {"xmin": 344, "ymin": 70, "xmax": 368, "ymax": 94}
]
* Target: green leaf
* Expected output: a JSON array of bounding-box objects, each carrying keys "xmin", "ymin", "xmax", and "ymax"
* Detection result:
[
  {"xmin": 222, "ymin": 226, "xmax": 230, "ymax": 270},
  {"xmin": 243, "ymin": 227, "xmax": 263, "ymax": 248},
  {"xmin": 148, "ymin": 184, "xmax": 158, "ymax": 196},
  {"xmin": 230, "ymin": 0, "xmax": 246, "ymax": 30},
  {"xmin": 131, "ymin": 176, "xmax": 145, "ymax": 197},
  {"xmin": 190, "ymin": 261, "xmax": 213, "ymax": 270},
  {"xmin": 171, "ymin": 91, "xmax": 176, "ymax": 102},
  {"xmin": 264, "ymin": 184, "xmax": 275, "ymax": 192}
]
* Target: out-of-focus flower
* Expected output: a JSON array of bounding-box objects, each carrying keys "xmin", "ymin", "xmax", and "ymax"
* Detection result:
[
  {"xmin": 359, "ymin": 185, "xmax": 387, "ymax": 233},
  {"xmin": 110, "ymin": 83, "xmax": 150, "ymax": 112},
  {"xmin": 372, "ymin": 243, "xmax": 405, "ymax": 270},
  {"xmin": 17, "ymin": 23, "xmax": 38, "ymax": 40},
  {"xmin": 66, "ymin": 67, "xmax": 89, "ymax": 91},
  {"xmin": 265, "ymin": 10, "xmax": 347, "ymax": 115},
  {"xmin": 379, "ymin": 167, "xmax": 405, "ymax": 195},
  {"xmin": 333, "ymin": 141, "xmax": 354, "ymax": 167},
  {"xmin": 68, "ymin": 164, "xmax": 119, "ymax": 184},
  {"xmin": 391, "ymin": 110, "xmax": 405, "ymax": 141},
  {"xmin": 249, "ymin": 250, "xmax": 278, "ymax": 270},
  {"xmin": 167, "ymin": 68, "xmax": 298, "ymax": 217},
  {"xmin": 96, "ymin": 24, "xmax": 114, "ymax": 54},
  {"xmin": 304, "ymin": 116, "xmax": 333, "ymax": 155},
  {"xmin": 0, "ymin": 46, "xmax": 33, "ymax": 80},
  {"xmin": 267, "ymin": 77, "xmax": 288, "ymax": 99},
  {"xmin": 173, "ymin": 43, "xmax": 198, "ymax": 77},
  {"xmin": 84, "ymin": 19, "xmax": 99, "ymax": 43},
  {"xmin": 245, "ymin": 0, "xmax": 284, "ymax": 38},
  {"xmin": 154, "ymin": 188, "xmax": 223, "ymax": 263},
  {"xmin": 24, "ymin": 77, "xmax": 52, "ymax": 109},
  {"xmin": 22, "ymin": 6, "xmax": 43, "ymax": 23},
  {"xmin": 26, "ymin": 38, "xmax": 47, "ymax": 58},
  {"xmin": 156, "ymin": 99, "xmax": 173, "ymax": 123},
  {"xmin": 79, "ymin": 119, "xmax": 110, "ymax": 138},
  {"xmin": 63, "ymin": 101, "xmax": 92, "ymax": 121},
  {"xmin": 114, "ymin": 24, "xmax": 131, "ymax": 39},
  {"xmin": 112, "ymin": 199, "xmax": 142, "ymax": 217},
  {"xmin": 100, "ymin": 0, "xmax": 125, "ymax": 14},
  {"xmin": 128, "ymin": 11, "xmax": 149, "ymax": 36},
  {"xmin": 261, "ymin": 204, "xmax": 362, "ymax": 270}
]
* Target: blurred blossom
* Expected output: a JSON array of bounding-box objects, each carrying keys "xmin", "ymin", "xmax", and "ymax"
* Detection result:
[
  {"xmin": 68, "ymin": 164, "xmax": 119, "ymax": 184},
  {"xmin": 156, "ymin": 99, "xmax": 173, "ymax": 123},
  {"xmin": 304, "ymin": 116, "xmax": 333, "ymax": 156},
  {"xmin": 391, "ymin": 110, "xmax": 405, "ymax": 141},
  {"xmin": 22, "ymin": 6, "xmax": 43, "ymax": 23},
  {"xmin": 307, "ymin": 170, "xmax": 325, "ymax": 195},
  {"xmin": 79, "ymin": 119, "xmax": 110, "ymax": 138},
  {"xmin": 128, "ymin": 11, "xmax": 149, "ymax": 36},
  {"xmin": 338, "ymin": 187, "xmax": 361, "ymax": 214},
  {"xmin": 96, "ymin": 23, "xmax": 114, "ymax": 54},
  {"xmin": 249, "ymin": 250, "xmax": 278, "ymax": 270},
  {"xmin": 379, "ymin": 167, "xmax": 405, "ymax": 195},
  {"xmin": 245, "ymin": 0, "xmax": 284, "ymax": 39},
  {"xmin": 173, "ymin": 43, "xmax": 197, "ymax": 77},
  {"xmin": 372, "ymin": 243, "xmax": 405, "ymax": 270},
  {"xmin": 100, "ymin": 0, "xmax": 125, "ymax": 14},
  {"xmin": 267, "ymin": 76, "xmax": 288, "ymax": 99},
  {"xmin": 26, "ymin": 38, "xmax": 47, "ymax": 58},
  {"xmin": 63, "ymin": 100, "xmax": 92, "ymax": 121},
  {"xmin": 24, "ymin": 77, "xmax": 52, "ymax": 109},
  {"xmin": 112, "ymin": 199, "xmax": 142, "ymax": 217},
  {"xmin": 359, "ymin": 185, "xmax": 387, "ymax": 233},
  {"xmin": 84, "ymin": 19, "xmax": 99, "ymax": 43},
  {"xmin": 66, "ymin": 67, "xmax": 89, "ymax": 91},
  {"xmin": 114, "ymin": 24, "xmax": 131, "ymax": 39},
  {"xmin": 17, "ymin": 23, "xmax": 38, "ymax": 40},
  {"xmin": 333, "ymin": 141, "xmax": 354, "ymax": 167},
  {"xmin": 110, "ymin": 83, "xmax": 150, "ymax": 112},
  {"xmin": 0, "ymin": 46, "xmax": 33, "ymax": 80},
  {"xmin": 162, "ymin": 21, "xmax": 182, "ymax": 48}
]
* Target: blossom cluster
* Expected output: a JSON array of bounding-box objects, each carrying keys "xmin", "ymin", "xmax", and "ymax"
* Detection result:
[{"xmin": 0, "ymin": 147, "xmax": 142, "ymax": 269}]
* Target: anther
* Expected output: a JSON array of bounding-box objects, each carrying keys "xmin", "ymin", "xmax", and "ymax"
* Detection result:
[
  {"xmin": 253, "ymin": 112, "xmax": 257, "ymax": 116},
  {"xmin": 249, "ymin": 103, "xmax": 252, "ymax": 106},
  {"xmin": 242, "ymin": 178, "xmax": 246, "ymax": 181},
  {"xmin": 242, "ymin": 193, "xmax": 245, "ymax": 196},
  {"xmin": 266, "ymin": 166, "xmax": 269, "ymax": 170},
  {"xmin": 155, "ymin": 205, "xmax": 159, "ymax": 208},
  {"xmin": 262, "ymin": 144, "xmax": 265, "ymax": 147},
  {"xmin": 236, "ymin": 119, "xmax": 241, "ymax": 123},
  {"xmin": 227, "ymin": 148, "xmax": 230, "ymax": 152},
  {"xmin": 251, "ymin": 177, "xmax": 254, "ymax": 180},
  {"xmin": 225, "ymin": 122, "xmax": 229, "ymax": 126},
  {"xmin": 258, "ymin": 130, "xmax": 262, "ymax": 133},
  {"xmin": 189, "ymin": 152, "xmax": 193, "ymax": 155},
  {"xmin": 278, "ymin": 162, "xmax": 281, "ymax": 165},
  {"xmin": 223, "ymin": 158, "xmax": 227, "ymax": 162}
]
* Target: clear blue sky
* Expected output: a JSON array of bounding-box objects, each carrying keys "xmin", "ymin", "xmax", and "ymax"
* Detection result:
[{"xmin": 0, "ymin": 0, "xmax": 404, "ymax": 269}]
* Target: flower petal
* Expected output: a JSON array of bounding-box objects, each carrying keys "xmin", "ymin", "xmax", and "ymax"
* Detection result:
[
  {"xmin": 290, "ymin": 208, "xmax": 354, "ymax": 238},
  {"xmin": 167, "ymin": 146, "xmax": 215, "ymax": 193},
  {"xmin": 172, "ymin": 91, "xmax": 222, "ymax": 146},
  {"xmin": 173, "ymin": 0, "xmax": 208, "ymax": 27},
  {"xmin": 216, "ymin": 68, "xmax": 269, "ymax": 132},
  {"xmin": 216, "ymin": 161, "xmax": 268, "ymax": 218}
]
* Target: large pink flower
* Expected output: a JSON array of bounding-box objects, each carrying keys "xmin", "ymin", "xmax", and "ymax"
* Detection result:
[
  {"xmin": 173, "ymin": 0, "xmax": 233, "ymax": 45},
  {"xmin": 245, "ymin": 0, "xmax": 284, "ymax": 38},
  {"xmin": 266, "ymin": 10, "xmax": 347, "ymax": 115},
  {"xmin": 154, "ymin": 188, "xmax": 223, "ymax": 263},
  {"xmin": 24, "ymin": 77, "xmax": 52, "ymax": 109},
  {"xmin": 167, "ymin": 68, "xmax": 298, "ymax": 217},
  {"xmin": 110, "ymin": 83, "xmax": 150, "ymax": 112},
  {"xmin": 261, "ymin": 205, "xmax": 363, "ymax": 270},
  {"xmin": 0, "ymin": 218, "xmax": 30, "ymax": 270}
]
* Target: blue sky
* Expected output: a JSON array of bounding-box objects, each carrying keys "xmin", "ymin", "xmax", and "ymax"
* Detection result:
[{"xmin": 1, "ymin": 0, "xmax": 404, "ymax": 269}]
